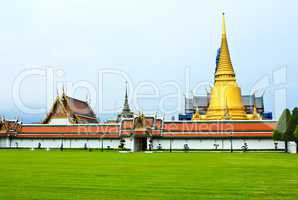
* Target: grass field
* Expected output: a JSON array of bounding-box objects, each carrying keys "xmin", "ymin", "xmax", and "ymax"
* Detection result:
[{"xmin": 0, "ymin": 150, "xmax": 297, "ymax": 200}]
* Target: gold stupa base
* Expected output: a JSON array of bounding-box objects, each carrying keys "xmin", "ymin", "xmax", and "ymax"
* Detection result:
[{"xmin": 206, "ymin": 107, "xmax": 248, "ymax": 120}]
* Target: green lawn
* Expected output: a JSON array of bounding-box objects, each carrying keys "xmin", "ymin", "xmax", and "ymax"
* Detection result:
[{"xmin": 0, "ymin": 150, "xmax": 297, "ymax": 200}]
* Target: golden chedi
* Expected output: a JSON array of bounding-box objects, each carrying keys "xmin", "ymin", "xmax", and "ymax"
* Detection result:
[{"xmin": 206, "ymin": 13, "xmax": 247, "ymax": 120}]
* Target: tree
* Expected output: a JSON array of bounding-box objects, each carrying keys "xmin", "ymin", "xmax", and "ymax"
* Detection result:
[
  {"xmin": 293, "ymin": 125, "xmax": 298, "ymax": 153},
  {"xmin": 285, "ymin": 108, "xmax": 298, "ymax": 153},
  {"xmin": 272, "ymin": 130, "xmax": 282, "ymax": 141},
  {"xmin": 273, "ymin": 109, "xmax": 291, "ymax": 152},
  {"xmin": 287, "ymin": 108, "xmax": 298, "ymax": 141}
]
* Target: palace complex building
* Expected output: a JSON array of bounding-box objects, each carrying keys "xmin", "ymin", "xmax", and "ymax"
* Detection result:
[{"xmin": 0, "ymin": 14, "xmax": 282, "ymax": 151}]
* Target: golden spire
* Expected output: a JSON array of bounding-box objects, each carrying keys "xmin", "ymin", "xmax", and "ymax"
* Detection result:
[
  {"xmin": 215, "ymin": 13, "xmax": 235, "ymax": 81},
  {"xmin": 192, "ymin": 107, "xmax": 201, "ymax": 121}
]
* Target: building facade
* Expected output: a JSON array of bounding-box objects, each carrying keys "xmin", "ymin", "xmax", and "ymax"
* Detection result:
[
  {"xmin": 0, "ymin": 117, "xmax": 282, "ymax": 151},
  {"xmin": 0, "ymin": 14, "xmax": 280, "ymax": 152}
]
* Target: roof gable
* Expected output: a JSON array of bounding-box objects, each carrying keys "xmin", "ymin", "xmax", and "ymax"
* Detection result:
[
  {"xmin": 43, "ymin": 95, "xmax": 98, "ymax": 124},
  {"xmin": 64, "ymin": 96, "xmax": 96, "ymax": 118}
]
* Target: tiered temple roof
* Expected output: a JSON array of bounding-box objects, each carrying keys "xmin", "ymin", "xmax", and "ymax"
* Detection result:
[{"xmin": 43, "ymin": 92, "xmax": 98, "ymax": 124}]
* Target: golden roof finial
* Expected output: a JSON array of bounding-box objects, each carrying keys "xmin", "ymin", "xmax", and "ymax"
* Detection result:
[
  {"xmin": 253, "ymin": 98, "xmax": 258, "ymax": 115},
  {"xmin": 61, "ymin": 85, "xmax": 67, "ymax": 100}
]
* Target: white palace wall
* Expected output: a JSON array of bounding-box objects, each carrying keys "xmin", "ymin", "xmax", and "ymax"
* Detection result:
[
  {"xmin": 152, "ymin": 138, "xmax": 285, "ymax": 150},
  {"xmin": 0, "ymin": 137, "xmax": 285, "ymax": 151},
  {"xmin": 0, "ymin": 138, "xmax": 9, "ymax": 147},
  {"xmin": 1, "ymin": 138, "xmax": 120, "ymax": 149}
]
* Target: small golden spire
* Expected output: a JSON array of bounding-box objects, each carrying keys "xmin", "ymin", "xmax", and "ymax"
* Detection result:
[
  {"xmin": 252, "ymin": 98, "xmax": 261, "ymax": 120},
  {"xmin": 192, "ymin": 107, "xmax": 201, "ymax": 121},
  {"xmin": 253, "ymin": 103, "xmax": 257, "ymax": 114},
  {"xmin": 253, "ymin": 99, "xmax": 259, "ymax": 116}
]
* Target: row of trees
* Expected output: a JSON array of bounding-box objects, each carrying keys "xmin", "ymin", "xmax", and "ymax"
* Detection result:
[{"xmin": 273, "ymin": 108, "xmax": 298, "ymax": 152}]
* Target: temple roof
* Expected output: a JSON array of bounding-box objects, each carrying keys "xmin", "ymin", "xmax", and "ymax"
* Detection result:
[
  {"xmin": 193, "ymin": 96, "xmax": 209, "ymax": 107},
  {"xmin": 186, "ymin": 95, "xmax": 264, "ymax": 110},
  {"xmin": 185, "ymin": 96, "xmax": 209, "ymax": 110},
  {"xmin": 64, "ymin": 96, "xmax": 96, "ymax": 118},
  {"xmin": 242, "ymin": 95, "xmax": 264, "ymax": 108},
  {"xmin": 43, "ymin": 93, "xmax": 99, "ymax": 124}
]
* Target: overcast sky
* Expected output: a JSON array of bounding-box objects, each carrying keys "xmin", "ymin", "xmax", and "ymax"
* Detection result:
[{"xmin": 0, "ymin": 0, "xmax": 297, "ymax": 122}]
